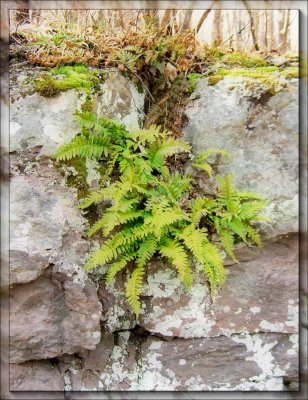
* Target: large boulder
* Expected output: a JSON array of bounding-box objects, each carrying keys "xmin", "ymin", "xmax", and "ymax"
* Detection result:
[
  {"xmin": 10, "ymin": 274, "xmax": 102, "ymax": 363},
  {"xmin": 184, "ymin": 76, "xmax": 298, "ymax": 238},
  {"xmin": 92, "ymin": 331, "xmax": 298, "ymax": 391},
  {"xmin": 99, "ymin": 234, "xmax": 298, "ymax": 339},
  {"xmin": 94, "ymin": 71, "xmax": 145, "ymax": 130},
  {"xmin": 8, "ymin": 67, "xmax": 145, "ymax": 365},
  {"xmin": 8, "ymin": 67, "xmax": 299, "ymax": 391},
  {"xmin": 10, "ymin": 360, "xmax": 64, "ymax": 391}
]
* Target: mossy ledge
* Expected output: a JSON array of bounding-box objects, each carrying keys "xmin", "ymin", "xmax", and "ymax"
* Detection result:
[{"xmin": 34, "ymin": 64, "xmax": 105, "ymax": 98}]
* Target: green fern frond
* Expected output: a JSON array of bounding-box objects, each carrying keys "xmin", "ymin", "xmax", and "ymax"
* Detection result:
[
  {"xmin": 178, "ymin": 224, "xmax": 207, "ymax": 264},
  {"xmin": 193, "ymin": 148, "xmax": 229, "ymax": 176},
  {"xmin": 147, "ymin": 207, "xmax": 189, "ymax": 238},
  {"xmin": 203, "ymin": 242, "xmax": 225, "ymax": 292},
  {"xmin": 195, "ymin": 148, "xmax": 229, "ymax": 163},
  {"xmin": 159, "ymin": 239, "xmax": 192, "ymax": 288},
  {"xmin": 147, "ymin": 137, "xmax": 191, "ymax": 170},
  {"xmin": 84, "ymin": 242, "xmax": 117, "ymax": 271},
  {"xmin": 111, "ymin": 224, "xmax": 152, "ymax": 248},
  {"xmin": 75, "ymin": 111, "xmax": 98, "ymax": 129},
  {"xmin": 157, "ymin": 173, "xmax": 192, "ymax": 203},
  {"xmin": 220, "ymin": 229, "xmax": 238, "ymax": 262},
  {"xmin": 127, "ymin": 125, "xmax": 164, "ymax": 145},
  {"xmin": 87, "ymin": 210, "xmax": 144, "ymax": 237},
  {"xmin": 246, "ymin": 225, "xmax": 263, "ymax": 247},
  {"xmin": 202, "ymin": 261, "xmax": 217, "ymax": 298},
  {"xmin": 239, "ymin": 201, "xmax": 267, "ymax": 220},
  {"xmin": 137, "ymin": 235, "xmax": 158, "ymax": 268},
  {"xmin": 190, "ymin": 198, "xmax": 215, "ymax": 227},
  {"xmin": 85, "ymin": 232, "xmax": 140, "ymax": 271},
  {"xmin": 228, "ymin": 219, "xmax": 248, "ymax": 241},
  {"xmin": 54, "ymin": 134, "xmax": 110, "ymax": 161},
  {"xmin": 217, "ymin": 175, "xmax": 234, "ymax": 202},
  {"xmin": 79, "ymin": 184, "xmax": 116, "ymax": 209},
  {"xmin": 192, "ymin": 162, "xmax": 213, "ymax": 176},
  {"xmin": 106, "ymin": 253, "xmax": 135, "ymax": 285},
  {"xmin": 237, "ymin": 191, "xmax": 266, "ymax": 201},
  {"xmin": 125, "ymin": 265, "xmax": 145, "ymax": 317}
]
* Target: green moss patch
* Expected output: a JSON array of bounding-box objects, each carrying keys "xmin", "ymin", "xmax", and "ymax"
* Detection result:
[
  {"xmin": 187, "ymin": 73, "xmax": 202, "ymax": 93},
  {"xmin": 221, "ymin": 51, "xmax": 268, "ymax": 68},
  {"xmin": 207, "ymin": 75, "xmax": 224, "ymax": 86},
  {"xmin": 34, "ymin": 64, "xmax": 104, "ymax": 97},
  {"xmin": 217, "ymin": 66, "xmax": 279, "ymax": 79},
  {"xmin": 280, "ymin": 66, "xmax": 299, "ymax": 79}
]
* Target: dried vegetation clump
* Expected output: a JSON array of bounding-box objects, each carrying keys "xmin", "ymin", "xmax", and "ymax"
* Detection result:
[{"xmin": 9, "ymin": 11, "xmax": 298, "ymax": 134}]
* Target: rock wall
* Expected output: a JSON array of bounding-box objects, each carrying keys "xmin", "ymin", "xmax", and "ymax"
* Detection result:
[{"xmin": 9, "ymin": 68, "xmax": 299, "ymax": 391}]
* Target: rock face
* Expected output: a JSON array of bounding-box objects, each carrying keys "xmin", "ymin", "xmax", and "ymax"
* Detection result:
[
  {"xmin": 10, "ymin": 360, "xmax": 64, "ymax": 391},
  {"xmin": 139, "ymin": 234, "xmax": 298, "ymax": 338},
  {"xmin": 95, "ymin": 71, "xmax": 145, "ymax": 130},
  {"xmin": 8, "ymin": 69, "xmax": 299, "ymax": 391},
  {"xmin": 184, "ymin": 76, "xmax": 298, "ymax": 238},
  {"xmin": 10, "ymin": 276, "xmax": 102, "ymax": 363}
]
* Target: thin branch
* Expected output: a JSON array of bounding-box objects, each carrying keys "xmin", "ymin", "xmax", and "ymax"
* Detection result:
[{"xmin": 196, "ymin": 8, "xmax": 212, "ymax": 33}]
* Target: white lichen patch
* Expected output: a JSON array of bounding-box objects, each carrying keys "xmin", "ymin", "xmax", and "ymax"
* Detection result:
[
  {"xmin": 63, "ymin": 371, "xmax": 72, "ymax": 391},
  {"xmin": 133, "ymin": 344, "xmax": 181, "ymax": 390},
  {"xmin": 144, "ymin": 280, "xmax": 215, "ymax": 338},
  {"xmin": 250, "ymin": 306, "xmax": 261, "ymax": 314},
  {"xmin": 145, "ymin": 268, "xmax": 184, "ymax": 299},
  {"xmin": 148, "ymin": 341, "xmax": 162, "ymax": 350},
  {"xmin": 231, "ymin": 332, "xmax": 293, "ymax": 389},
  {"xmin": 99, "ymin": 330, "xmax": 138, "ymax": 390},
  {"xmin": 285, "ymin": 302, "xmax": 299, "ymax": 329},
  {"xmin": 85, "ymin": 158, "xmax": 101, "ymax": 186},
  {"xmin": 259, "ymin": 320, "xmax": 285, "ymax": 332}
]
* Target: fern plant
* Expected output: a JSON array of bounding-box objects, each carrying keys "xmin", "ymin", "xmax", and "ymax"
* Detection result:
[{"xmin": 54, "ymin": 112, "xmax": 267, "ymax": 316}]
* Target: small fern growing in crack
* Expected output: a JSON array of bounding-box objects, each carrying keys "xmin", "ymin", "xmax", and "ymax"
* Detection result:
[{"xmin": 54, "ymin": 111, "xmax": 267, "ymax": 316}]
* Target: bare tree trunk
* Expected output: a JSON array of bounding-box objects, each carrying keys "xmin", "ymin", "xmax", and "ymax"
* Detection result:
[
  {"xmin": 280, "ymin": 10, "xmax": 290, "ymax": 52},
  {"xmin": 226, "ymin": 11, "xmax": 234, "ymax": 48},
  {"xmin": 172, "ymin": 10, "xmax": 180, "ymax": 33},
  {"xmin": 161, "ymin": 9, "xmax": 173, "ymax": 29},
  {"xmin": 263, "ymin": 10, "xmax": 269, "ymax": 49},
  {"xmin": 243, "ymin": 1, "xmax": 259, "ymax": 51},
  {"xmin": 181, "ymin": 10, "xmax": 193, "ymax": 31},
  {"xmin": 196, "ymin": 9, "xmax": 212, "ymax": 33},
  {"xmin": 268, "ymin": 10, "xmax": 275, "ymax": 50},
  {"xmin": 116, "ymin": 10, "xmax": 125, "ymax": 31},
  {"xmin": 212, "ymin": 10, "xmax": 222, "ymax": 44}
]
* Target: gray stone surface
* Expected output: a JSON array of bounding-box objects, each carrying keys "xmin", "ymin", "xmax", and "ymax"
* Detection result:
[
  {"xmin": 10, "ymin": 360, "xmax": 64, "ymax": 391},
  {"xmin": 8, "ymin": 68, "xmax": 299, "ymax": 391},
  {"xmin": 10, "ymin": 275, "xmax": 101, "ymax": 363},
  {"xmin": 10, "ymin": 88, "xmax": 83, "ymax": 156},
  {"xmin": 93, "ymin": 331, "xmax": 298, "ymax": 391},
  {"xmin": 94, "ymin": 71, "xmax": 145, "ymax": 130},
  {"xmin": 10, "ymin": 173, "xmax": 88, "ymax": 285},
  {"xmin": 78, "ymin": 331, "xmax": 114, "ymax": 372},
  {"xmin": 184, "ymin": 76, "xmax": 298, "ymax": 238},
  {"xmin": 100, "ymin": 235, "xmax": 298, "ymax": 339}
]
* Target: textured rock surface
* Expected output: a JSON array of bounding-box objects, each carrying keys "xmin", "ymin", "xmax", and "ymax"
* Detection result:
[
  {"xmin": 10, "ymin": 360, "xmax": 64, "ymax": 391},
  {"xmin": 10, "ymin": 173, "xmax": 87, "ymax": 285},
  {"xmin": 8, "ymin": 69, "xmax": 299, "ymax": 391},
  {"xmin": 97, "ymin": 235, "xmax": 298, "ymax": 339},
  {"xmin": 94, "ymin": 71, "xmax": 145, "ymax": 130},
  {"xmin": 184, "ymin": 76, "xmax": 298, "ymax": 238},
  {"xmin": 10, "ymin": 274, "xmax": 101, "ymax": 363},
  {"xmin": 81, "ymin": 331, "xmax": 298, "ymax": 391},
  {"xmin": 10, "ymin": 87, "xmax": 83, "ymax": 157}
]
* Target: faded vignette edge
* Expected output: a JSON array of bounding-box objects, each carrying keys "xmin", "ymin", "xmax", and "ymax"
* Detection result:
[{"xmin": 0, "ymin": 1, "xmax": 307, "ymax": 399}]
